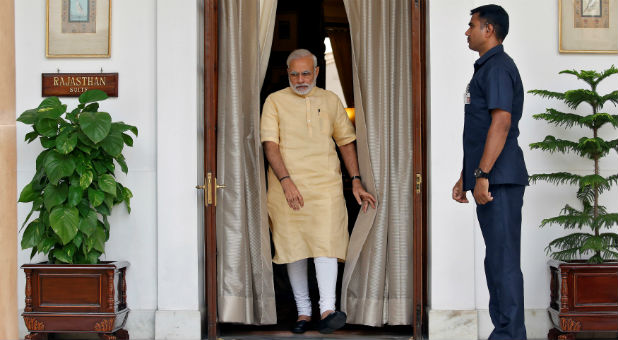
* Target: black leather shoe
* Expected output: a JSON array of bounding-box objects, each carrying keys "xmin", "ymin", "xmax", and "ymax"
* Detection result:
[
  {"xmin": 318, "ymin": 311, "xmax": 346, "ymax": 334},
  {"xmin": 291, "ymin": 319, "xmax": 310, "ymax": 334}
]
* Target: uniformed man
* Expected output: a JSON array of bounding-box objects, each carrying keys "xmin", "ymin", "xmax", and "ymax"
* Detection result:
[
  {"xmin": 261, "ymin": 49, "xmax": 376, "ymax": 334},
  {"xmin": 452, "ymin": 5, "xmax": 529, "ymax": 340}
]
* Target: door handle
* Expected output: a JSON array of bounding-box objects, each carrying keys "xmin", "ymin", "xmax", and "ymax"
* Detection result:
[{"xmin": 196, "ymin": 172, "xmax": 226, "ymax": 207}]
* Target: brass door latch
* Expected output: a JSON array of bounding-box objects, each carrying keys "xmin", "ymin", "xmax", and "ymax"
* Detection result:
[
  {"xmin": 416, "ymin": 173, "xmax": 422, "ymax": 194},
  {"xmin": 196, "ymin": 172, "xmax": 226, "ymax": 207}
]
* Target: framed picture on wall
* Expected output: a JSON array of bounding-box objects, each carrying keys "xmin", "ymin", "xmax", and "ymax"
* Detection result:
[
  {"xmin": 559, "ymin": 0, "xmax": 618, "ymax": 53},
  {"xmin": 272, "ymin": 12, "xmax": 298, "ymax": 51},
  {"xmin": 46, "ymin": 0, "xmax": 111, "ymax": 58}
]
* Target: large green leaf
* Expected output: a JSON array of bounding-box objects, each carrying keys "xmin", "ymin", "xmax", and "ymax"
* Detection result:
[
  {"xmin": 35, "ymin": 118, "xmax": 58, "ymax": 138},
  {"xmin": 52, "ymin": 244, "xmax": 77, "ymax": 264},
  {"xmin": 37, "ymin": 105, "xmax": 67, "ymax": 120},
  {"xmin": 24, "ymin": 131, "xmax": 39, "ymax": 143},
  {"xmin": 78, "ymin": 209, "xmax": 98, "ymax": 237},
  {"xmin": 79, "ymin": 89, "xmax": 108, "ymax": 104},
  {"xmin": 87, "ymin": 188, "xmax": 105, "ymax": 207},
  {"xmin": 38, "ymin": 96, "xmax": 62, "ymax": 110},
  {"xmin": 121, "ymin": 133, "xmax": 134, "ymax": 147},
  {"xmin": 80, "ymin": 170, "xmax": 94, "ymax": 189},
  {"xmin": 123, "ymin": 187, "xmax": 133, "ymax": 213},
  {"xmin": 40, "ymin": 136, "xmax": 57, "ymax": 149},
  {"xmin": 21, "ymin": 221, "xmax": 45, "ymax": 249},
  {"xmin": 115, "ymin": 155, "xmax": 128, "ymax": 174},
  {"xmin": 76, "ymin": 130, "xmax": 97, "ymax": 147},
  {"xmin": 100, "ymin": 131, "xmax": 124, "ymax": 157},
  {"xmin": 77, "ymin": 199, "xmax": 91, "ymax": 217},
  {"xmin": 73, "ymin": 232, "xmax": 83, "ymax": 248},
  {"xmin": 37, "ymin": 237, "xmax": 56, "ymax": 256},
  {"xmin": 36, "ymin": 149, "xmax": 51, "ymax": 171},
  {"xmin": 68, "ymin": 182, "xmax": 83, "ymax": 207},
  {"xmin": 98, "ymin": 174, "xmax": 117, "ymax": 196},
  {"xmin": 79, "ymin": 111, "xmax": 112, "ymax": 144},
  {"xmin": 43, "ymin": 182, "xmax": 68, "ymax": 211},
  {"xmin": 111, "ymin": 122, "xmax": 138, "ymax": 136},
  {"xmin": 17, "ymin": 109, "xmax": 39, "ymax": 125},
  {"xmin": 30, "ymin": 168, "xmax": 47, "ymax": 192},
  {"xmin": 85, "ymin": 251, "xmax": 101, "ymax": 264},
  {"xmin": 92, "ymin": 160, "xmax": 108, "ymax": 175},
  {"xmin": 49, "ymin": 206, "xmax": 79, "ymax": 245},
  {"xmin": 92, "ymin": 226, "xmax": 106, "ymax": 252},
  {"xmin": 18, "ymin": 182, "xmax": 40, "ymax": 203},
  {"xmin": 84, "ymin": 226, "xmax": 106, "ymax": 254},
  {"xmin": 56, "ymin": 132, "xmax": 78, "ymax": 154},
  {"xmin": 44, "ymin": 151, "xmax": 76, "ymax": 185},
  {"xmin": 20, "ymin": 197, "xmax": 43, "ymax": 231},
  {"xmin": 96, "ymin": 203, "xmax": 111, "ymax": 216},
  {"xmin": 83, "ymin": 103, "xmax": 100, "ymax": 112}
]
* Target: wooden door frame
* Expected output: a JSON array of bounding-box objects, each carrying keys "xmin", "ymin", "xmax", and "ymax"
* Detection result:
[
  {"xmin": 203, "ymin": 1, "xmax": 428, "ymax": 339},
  {"xmin": 203, "ymin": 0, "xmax": 218, "ymax": 339},
  {"xmin": 411, "ymin": 0, "xmax": 428, "ymax": 338}
]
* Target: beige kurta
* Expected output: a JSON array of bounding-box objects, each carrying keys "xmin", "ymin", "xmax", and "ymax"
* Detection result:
[{"xmin": 261, "ymin": 86, "xmax": 356, "ymax": 264}]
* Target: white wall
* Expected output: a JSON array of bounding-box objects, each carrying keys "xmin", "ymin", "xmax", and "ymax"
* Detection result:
[
  {"xmin": 15, "ymin": 1, "xmax": 202, "ymax": 339},
  {"xmin": 429, "ymin": 0, "xmax": 618, "ymax": 338}
]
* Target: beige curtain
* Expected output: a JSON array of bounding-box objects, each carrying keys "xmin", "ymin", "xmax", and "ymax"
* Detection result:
[
  {"xmin": 341, "ymin": 0, "xmax": 414, "ymax": 326},
  {"xmin": 216, "ymin": 0, "xmax": 277, "ymax": 324}
]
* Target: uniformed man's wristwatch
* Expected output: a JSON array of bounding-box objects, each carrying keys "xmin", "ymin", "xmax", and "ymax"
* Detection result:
[{"xmin": 474, "ymin": 168, "xmax": 490, "ymax": 179}]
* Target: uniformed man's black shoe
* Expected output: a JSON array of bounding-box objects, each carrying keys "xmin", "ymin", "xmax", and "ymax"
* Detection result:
[
  {"xmin": 318, "ymin": 311, "xmax": 346, "ymax": 334},
  {"xmin": 291, "ymin": 319, "xmax": 310, "ymax": 334}
]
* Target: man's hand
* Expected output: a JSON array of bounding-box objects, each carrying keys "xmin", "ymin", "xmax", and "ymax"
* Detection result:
[
  {"xmin": 281, "ymin": 178, "xmax": 304, "ymax": 210},
  {"xmin": 473, "ymin": 178, "xmax": 493, "ymax": 205},
  {"xmin": 352, "ymin": 180, "xmax": 377, "ymax": 212},
  {"xmin": 452, "ymin": 177, "xmax": 469, "ymax": 203}
]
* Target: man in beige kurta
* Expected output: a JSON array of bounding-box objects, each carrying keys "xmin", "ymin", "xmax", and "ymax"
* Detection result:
[{"xmin": 261, "ymin": 49, "xmax": 376, "ymax": 334}]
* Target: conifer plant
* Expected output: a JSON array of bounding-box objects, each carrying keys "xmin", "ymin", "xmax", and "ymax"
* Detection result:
[{"xmin": 528, "ymin": 66, "xmax": 618, "ymax": 264}]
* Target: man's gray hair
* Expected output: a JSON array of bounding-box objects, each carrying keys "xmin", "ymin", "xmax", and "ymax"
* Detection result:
[{"xmin": 286, "ymin": 49, "xmax": 317, "ymax": 68}]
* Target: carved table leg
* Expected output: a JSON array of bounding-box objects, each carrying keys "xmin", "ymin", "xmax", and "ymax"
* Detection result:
[
  {"xmin": 25, "ymin": 333, "xmax": 48, "ymax": 340},
  {"xmin": 99, "ymin": 329, "xmax": 129, "ymax": 340},
  {"xmin": 548, "ymin": 327, "xmax": 575, "ymax": 340}
]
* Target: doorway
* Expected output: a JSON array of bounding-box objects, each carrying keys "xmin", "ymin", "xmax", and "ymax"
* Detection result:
[{"xmin": 203, "ymin": 0, "xmax": 427, "ymax": 339}]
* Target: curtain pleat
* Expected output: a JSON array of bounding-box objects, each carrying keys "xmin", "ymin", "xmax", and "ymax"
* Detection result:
[
  {"xmin": 216, "ymin": 0, "xmax": 277, "ymax": 325},
  {"xmin": 326, "ymin": 28, "xmax": 354, "ymax": 107},
  {"xmin": 341, "ymin": 0, "xmax": 414, "ymax": 326}
]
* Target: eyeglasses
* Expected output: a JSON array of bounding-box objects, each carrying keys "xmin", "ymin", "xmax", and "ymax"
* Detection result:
[{"xmin": 288, "ymin": 70, "xmax": 315, "ymax": 79}]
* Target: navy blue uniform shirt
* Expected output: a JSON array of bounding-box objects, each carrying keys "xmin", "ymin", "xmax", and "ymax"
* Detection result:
[{"xmin": 462, "ymin": 44, "xmax": 528, "ymax": 191}]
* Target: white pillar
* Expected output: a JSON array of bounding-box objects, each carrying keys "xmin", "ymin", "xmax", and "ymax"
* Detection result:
[{"xmin": 155, "ymin": 1, "xmax": 201, "ymax": 339}]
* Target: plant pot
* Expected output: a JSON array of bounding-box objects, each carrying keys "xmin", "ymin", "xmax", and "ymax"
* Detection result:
[
  {"xmin": 22, "ymin": 261, "xmax": 129, "ymax": 340},
  {"xmin": 547, "ymin": 259, "xmax": 618, "ymax": 340}
]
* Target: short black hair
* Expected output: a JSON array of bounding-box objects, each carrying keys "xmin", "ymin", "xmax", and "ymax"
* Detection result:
[{"xmin": 471, "ymin": 4, "xmax": 509, "ymax": 41}]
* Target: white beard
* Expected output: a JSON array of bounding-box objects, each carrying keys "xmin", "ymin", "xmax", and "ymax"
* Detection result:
[{"xmin": 289, "ymin": 77, "xmax": 317, "ymax": 95}]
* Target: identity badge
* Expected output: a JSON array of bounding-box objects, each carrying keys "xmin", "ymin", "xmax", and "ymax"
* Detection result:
[{"xmin": 464, "ymin": 83, "xmax": 471, "ymax": 105}]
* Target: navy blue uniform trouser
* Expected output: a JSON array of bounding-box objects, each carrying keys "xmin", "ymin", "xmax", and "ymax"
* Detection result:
[{"xmin": 476, "ymin": 184, "xmax": 527, "ymax": 340}]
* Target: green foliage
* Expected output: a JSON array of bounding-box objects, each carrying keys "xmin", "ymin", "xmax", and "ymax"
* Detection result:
[
  {"xmin": 17, "ymin": 90, "xmax": 138, "ymax": 264},
  {"xmin": 529, "ymin": 66, "xmax": 618, "ymax": 263}
]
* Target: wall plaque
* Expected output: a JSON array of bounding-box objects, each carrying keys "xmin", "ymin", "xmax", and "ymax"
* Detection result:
[{"xmin": 42, "ymin": 73, "xmax": 118, "ymax": 97}]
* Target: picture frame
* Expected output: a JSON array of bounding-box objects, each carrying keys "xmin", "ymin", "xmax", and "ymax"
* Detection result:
[
  {"xmin": 272, "ymin": 12, "xmax": 298, "ymax": 51},
  {"xmin": 46, "ymin": 0, "xmax": 111, "ymax": 58},
  {"xmin": 559, "ymin": 0, "xmax": 618, "ymax": 53}
]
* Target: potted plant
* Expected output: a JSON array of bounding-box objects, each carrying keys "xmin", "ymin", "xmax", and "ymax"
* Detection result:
[
  {"xmin": 528, "ymin": 66, "xmax": 618, "ymax": 340},
  {"xmin": 17, "ymin": 90, "xmax": 137, "ymax": 340}
]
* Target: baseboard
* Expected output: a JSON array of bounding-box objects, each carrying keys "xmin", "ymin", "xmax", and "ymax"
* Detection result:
[
  {"xmin": 154, "ymin": 310, "xmax": 201, "ymax": 340},
  {"xmin": 428, "ymin": 309, "xmax": 478, "ymax": 340},
  {"xmin": 477, "ymin": 309, "xmax": 552, "ymax": 340},
  {"xmin": 428, "ymin": 308, "xmax": 552, "ymax": 340}
]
